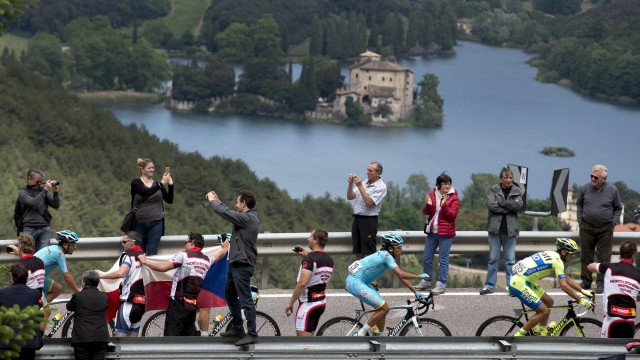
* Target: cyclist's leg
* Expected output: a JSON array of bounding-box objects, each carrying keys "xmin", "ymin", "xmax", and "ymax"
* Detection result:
[
  {"xmin": 346, "ymin": 275, "xmax": 387, "ymax": 335},
  {"xmin": 115, "ymin": 301, "xmax": 144, "ymax": 337},
  {"xmin": 198, "ymin": 307, "xmax": 211, "ymax": 336},
  {"xmin": 508, "ymin": 276, "xmax": 548, "ymax": 333},
  {"xmin": 44, "ymin": 278, "xmax": 62, "ymax": 304},
  {"xmin": 295, "ymin": 301, "xmax": 326, "ymax": 336}
]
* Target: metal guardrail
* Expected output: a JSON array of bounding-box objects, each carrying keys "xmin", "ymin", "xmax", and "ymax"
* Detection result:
[
  {"xmin": 3, "ymin": 231, "xmax": 640, "ymax": 262},
  {"xmin": 35, "ymin": 336, "xmax": 635, "ymax": 359}
]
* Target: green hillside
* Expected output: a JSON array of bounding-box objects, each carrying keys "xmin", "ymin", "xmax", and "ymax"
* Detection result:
[{"xmin": 0, "ymin": 54, "xmax": 353, "ymax": 239}]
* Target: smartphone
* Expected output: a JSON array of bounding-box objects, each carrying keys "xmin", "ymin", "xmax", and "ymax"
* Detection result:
[
  {"xmin": 6, "ymin": 246, "xmax": 13, "ymax": 254},
  {"xmin": 165, "ymin": 166, "xmax": 170, "ymax": 173}
]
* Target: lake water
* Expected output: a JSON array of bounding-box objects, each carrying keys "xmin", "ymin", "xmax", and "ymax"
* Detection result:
[{"xmin": 108, "ymin": 41, "xmax": 640, "ymax": 201}]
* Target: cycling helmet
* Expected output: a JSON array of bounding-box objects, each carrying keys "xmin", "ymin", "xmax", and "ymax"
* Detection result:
[
  {"xmin": 556, "ymin": 238, "xmax": 578, "ymax": 253},
  {"xmin": 216, "ymin": 233, "xmax": 232, "ymax": 244},
  {"xmin": 380, "ymin": 234, "xmax": 405, "ymax": 249},
  {"xmin": 56, "ymin": 230, "xmax": 79, "ymax": 244}
]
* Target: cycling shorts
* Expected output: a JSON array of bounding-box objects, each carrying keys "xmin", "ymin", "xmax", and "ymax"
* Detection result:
[
  {"xmin": 345, "ymin": 274, "xmax": 385, "ymax": 309},
  {"xmin": 41, "ymin": 278, "xmax": 57, "ymax": 306},
  {"xmin": 601, "ymin": 316, "xmax": 635, "ymax": 338},
  {"xmin": 507, "ymin": 274, "xmax": 544, "ymax": 310},
  {"xmin": 115, "ymin": 301, "xmax": 145, "ymax": 334},
  {"xmin": 295, "ymin": 300, "xmax": 326, "ymax": 333}
]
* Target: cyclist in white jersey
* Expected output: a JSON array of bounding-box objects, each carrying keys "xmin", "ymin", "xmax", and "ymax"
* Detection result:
[{"xmin": 346, "ymin": 234, "xmax": 429, "ymax": 336}]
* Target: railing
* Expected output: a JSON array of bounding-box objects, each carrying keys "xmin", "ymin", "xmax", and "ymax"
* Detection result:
[{"xmin": 4, "ymin": 231, "xmax": 640, "ymax": 288}]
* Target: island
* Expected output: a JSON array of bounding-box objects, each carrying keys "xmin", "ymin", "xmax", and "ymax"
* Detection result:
[{"xmin": 539, "ymin": 147, "xmax": 575, "ymax": 157}]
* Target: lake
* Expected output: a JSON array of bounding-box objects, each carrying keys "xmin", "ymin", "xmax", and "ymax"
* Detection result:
[{"xmin": 108, "ymin": 41, "xmax": 640, "ymax": 202}]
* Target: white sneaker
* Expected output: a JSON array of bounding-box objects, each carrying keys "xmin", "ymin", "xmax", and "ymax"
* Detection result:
[{"xmin": 432, "ymin": 283, "xmax": 446, "ymax": 295}]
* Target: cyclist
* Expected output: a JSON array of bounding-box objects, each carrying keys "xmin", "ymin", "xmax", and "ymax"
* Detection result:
[
  {"xmin": 507, "ymin": 238, "xmax": 594, "ymax": 336},
  {"xmin": 345, "ymin": 233, "xmax": 429, "ymax": 336},
  {"xmin": 35, "ymin": 229, "xmax": 81, "ymax": 304}
]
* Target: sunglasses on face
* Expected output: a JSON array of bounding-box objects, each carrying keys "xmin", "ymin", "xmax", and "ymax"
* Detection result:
[{"xmin": 591, "ymin": 175, "xmax": 599, "ymax": 180}]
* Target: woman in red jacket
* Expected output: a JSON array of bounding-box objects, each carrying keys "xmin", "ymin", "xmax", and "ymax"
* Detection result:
[{"xmin": 417, "ymin": 173, "xmax": 460, "ymax": 295}]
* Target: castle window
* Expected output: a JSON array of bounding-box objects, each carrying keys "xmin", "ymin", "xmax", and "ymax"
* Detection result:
[
  {"xmin": 382, "ymin": 77, "xmax": 385, "ymax": 81},
  {"xmin": 369, "ymin": 76, "xmax": 371, "ymax": 80},
  {"xmin": 355, "ymin": 73, "xmax": 359, "ymax": 79}
]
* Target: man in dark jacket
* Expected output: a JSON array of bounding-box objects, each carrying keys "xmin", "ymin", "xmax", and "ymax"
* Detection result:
[
  {"xmin": 480, "ymin": 167, "xmax": 523, "ymax": 295},
  {"xmin": 17, "ymin": 169, "xmax": 60, "ymax": 251},
  {"xmin": 67, "ymin": 270, "xmax": 109, "ymax": 360},
  {"xmin": 0, "ymin": 263, "xmax": 43, "ymax": 360}
]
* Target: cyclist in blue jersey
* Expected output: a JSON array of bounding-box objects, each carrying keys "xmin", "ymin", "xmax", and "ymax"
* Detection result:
[
  {"xmin": 508, "ymin": 238, "xmax": 594, "ymax": 336},
  {"xmin": 346, "ymin": 234, "xmax": 429, "ymax": 336},
  {"xmin": 35, "ymin": 230, "xmax": 81, "ymax": 304}
]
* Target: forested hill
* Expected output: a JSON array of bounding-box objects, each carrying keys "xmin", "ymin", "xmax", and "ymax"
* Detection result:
[{"xmin": 0, "ymin": 54, "xmax": 353, "ymax": 239}]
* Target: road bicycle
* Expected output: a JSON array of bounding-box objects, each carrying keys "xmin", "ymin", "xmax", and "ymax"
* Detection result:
[
  {"xmin": 44, "ymin": 299, "xmax": 115, "ymax": 338},
  {"xmin": 141, "ymin": 285, "xmax": 280, "ymax": 336},
  {"xmin": 476, "ymin": 294, "xmax": 602, "ymax": 337},
  {"xmin": 316, "ymin": 293, "xmax": 451, "ymax": 337}
]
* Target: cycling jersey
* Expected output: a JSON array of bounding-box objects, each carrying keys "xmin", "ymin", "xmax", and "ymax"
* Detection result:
[
  {"xmin": 594, "ymin": 260, "xmax": 640, "ymax": 319},
  {"xmin": 511, "ymin": 250, "xmax": 566, "ymax": 282},
  {"xmin": 347, "ymin": 250, "xmax": 398, "ymax": 283},
  {"xmin": 170, "ymin": 248, "xmax": 215, "ymax": 302},
  {"xmin": 20, "ymin": 254, "xmax": 45, "ymax": 292},
  {"xmin": 119, "ymin": 246, "xmax": 145, "ymax": 303},
  {"xmin": 35, "ymin": 245, "xmax": 69, "ymax": 275},
  {"xmin": 296, "ymin": 251, "xmax": 334, "ymax": 303}
]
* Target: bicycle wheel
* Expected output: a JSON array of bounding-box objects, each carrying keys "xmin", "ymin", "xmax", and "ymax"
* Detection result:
[
  {"xmin": 61, "ymin": 314, "xmax": 116, "ymax": 338},
  {"xmin": 316, "ymin": 317, "xmax": 362, "ymax": 336},
  {"xmin": 399, "ymin": 317, "xmax": 452, "ymax": 336},
  {"xmin": 475, "ymin": 315, "xmax": 523, "ymax": 336},
  {"xmin": 141, "ymin": 311, "xmax": 167, "ymax": 337},
  {"xmin": 559, "ymin": 317, "xmax": 602, "ymax": 337},
  {"xmin": 222, "ymin": 311, "xmax": 281, "ymax": 336}
]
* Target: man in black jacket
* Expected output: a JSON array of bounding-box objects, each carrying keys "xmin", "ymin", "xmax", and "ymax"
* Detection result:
[
  {"xmin": 67, "ymin": 270, "xmax": 109, "ymax": 360},
  {"xmin": 18, "ymin": 169, "xmax": 61, "ymax": 251}
]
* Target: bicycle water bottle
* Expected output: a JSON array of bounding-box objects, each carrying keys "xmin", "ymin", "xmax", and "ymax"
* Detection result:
[
  {"xmin": 209, "ymin": 314, "xmax": 223, "ymax": 329},
  {"xmin": 547, "ymin": 321, "xmax": 557, "ymax": 331},
  {"xmin": 49, "ymin": 313, "xmax": 62, "ymax": 327}
]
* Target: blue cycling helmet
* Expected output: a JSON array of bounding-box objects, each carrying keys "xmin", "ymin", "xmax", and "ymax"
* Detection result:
[
  {"xmin": 556, "ymin": 238, "xmax": 578, "ymax": 253},
  {"xmin": 380, "ymin": 234, "xmax": 404, "ymax": 249},
  {"xmin": 56, "ymin": 230, "xmax": 79, "ymax": 244},
  {"xmin": 216, "ymin": 233, "xmax": 232, "ymax": 244}
]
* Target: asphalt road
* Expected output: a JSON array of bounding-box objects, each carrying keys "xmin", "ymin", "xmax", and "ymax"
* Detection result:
[{"xmin": 248, "ymin": 287, "xmax": 605, "ymax": 337}]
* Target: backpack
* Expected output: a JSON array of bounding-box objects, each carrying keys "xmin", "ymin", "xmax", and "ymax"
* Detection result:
[{"xmin": 14, "ymin": 198, "xmax": 24, "ymax": 236}]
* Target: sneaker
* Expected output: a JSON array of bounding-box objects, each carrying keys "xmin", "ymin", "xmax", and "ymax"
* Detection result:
[
  {"xmin": 479, "ymin": 287, "xmax": 493, "ymax": 295},
  {"xmin": 234, "ymin": 334, "xmax": 258, "ymax": 346},
  {"xmin": 220, "ymin": 329, "xmax": 246, "ymax": 337},
  {"xmin": 431, "ymin": 283, "xmax": 446, "ymax": 295},
  {"xmin": 415, "ymin": 282, "xmax": 431, "ymax": 291}
]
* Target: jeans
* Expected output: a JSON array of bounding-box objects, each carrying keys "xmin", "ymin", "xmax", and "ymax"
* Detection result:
[
  {"xmin": 134, "ymin": 219, "xmax": 163, "ymax": 255},
  {"xmin": 24, "ymin": 226, "xmax": 51, "ymax": 252},
  {"xmin": 225, "ymin": 261, "xmax": 257, "ymax": 336},
  {"xmin": 484, "ymin": 232, "xmax": 516, "ymax": 290},
  {"xmin": 422, "ymin": 233, "xmax": 453, "ymax": 286}
]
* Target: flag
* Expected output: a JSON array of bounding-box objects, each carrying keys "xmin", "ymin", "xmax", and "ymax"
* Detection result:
[
  {"xmin": 142, "ymin": 246, "xmax": 228, "ymax": 311},
  {"xmin": 96, "ymin": 261, "xmax": 123, "ymax": 322}
]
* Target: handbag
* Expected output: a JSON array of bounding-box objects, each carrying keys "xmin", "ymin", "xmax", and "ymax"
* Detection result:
[{"xmin": 120, "ymin": 208, "xmax": 137, "ymax": 233}]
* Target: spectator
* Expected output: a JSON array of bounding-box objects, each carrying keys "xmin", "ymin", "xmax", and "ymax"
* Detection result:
[
  {"xmin": 285, "ymin": 229, "xmax": 334, "ymax": 336},
  {"xmin": 206, "ymin": 190, "xmax": 260, "ymax": 346},
  {"xmin": 635, "ymin": 205, "xmax": 640, "ymax": 225},
  {"xmin": 577, "ymin": 164, "xmax": 622, "ymax": 294},
  {"xmin": 66, "ymin": 270, "xmax": 109, "ymax": 360},
  {"xmin": 347, "ymin": 162, "xmax": 387, "ymax": 260},
  {"xmin": 0, "ymin": 263, "xmax": 43, "ymax": 360},
  {"xmin": 18, "ymin": 169, "xmax": 60, "ymax": 251},
  {"xmin": 418, "ymin": 173, "xmax": 460, "ymax": 295},
  {"xmin": 588, "ymin": 240, "xmax": 640, "ymax": 338},
  {"xmin": 197, "ymin": 233, "xmax": 232, "ymax": 337},
  {"xmin": 138, "ymin": 232, "xmax": 229, "ymax": 337},
  {"xmin": 7, "ymin": 233, "xmax": 45, "ymax": 294},
  {"xmin": 99, "ymin": 231, "xmax": 145, "ymax": 337},
  {"xmin": 130, "ymin": 158, "xmax": 174, "ymax": 255},
  {"xmin": 480, "ymin": 167, "xmax": 523, "ymax": 295}
]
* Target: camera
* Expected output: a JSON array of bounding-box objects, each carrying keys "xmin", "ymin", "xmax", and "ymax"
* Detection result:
[
  {"xmin": 6, "ymin": 246, "xmax": 14, "ymax": 254},
  {"xmin": 292, "ymin": 245, "xmax": 303, "ymax": 253},
  {"xmin": 50, "ymin": 180, "xmax": 60, "ymax": 186}
]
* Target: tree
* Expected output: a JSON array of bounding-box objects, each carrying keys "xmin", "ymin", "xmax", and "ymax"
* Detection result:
[
  {"xmin": 0, "ymin": 305, "xmax": 43, "ymax": 359},
  {"xmin": 343, "ymin": 96, "xmax": 369, "ymax": 125},
  {"xmin": 533, "ymin": 0, "xmax": 582, "ymax": 16},
  {"xmin": 250, "ymin": 14, "xmax": 283, "ymax": 59},
  {"xmin": 414, "ymin": 73, "xmax": 444, "ymax": 127},
  {"xmin": 215, "ymin": 23, "xmax": 251, "ymax": 63},
  {"xmin": 0, "ymin": 0, "xmax": 30, "ymax": 33},
  {"xmin": 22, "ymin": 32, "xmax": 67, "ymax": 82},
  {"xmin": 122, "ymin": 39, "xmax": 170, "ymax": 92},
  {"xmin": 203, "ymin": 55, "xmax": 236, "ymax": 98}
]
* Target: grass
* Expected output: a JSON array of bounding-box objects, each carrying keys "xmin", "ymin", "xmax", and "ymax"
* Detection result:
[
  {"xmin": 142, "ymin": 0, "xmax": 211, "ymax": 37},
  {"xmin": 0, "ymin": 33, "xmax": 29, "ymax": 55}
]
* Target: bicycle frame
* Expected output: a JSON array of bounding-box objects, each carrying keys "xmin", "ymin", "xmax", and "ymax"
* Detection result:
[
  {"xmin": 207, "ymin": 291, "xmax": 261, "ymax": 336},
  {"xmin": 353, "ymin": 300, "xmax": 423, "ymax": 336},
  {"xmin": 46, "ymin": 309, "xmax": 73, "ymax": 337},
  {"xmin": 513, "ymin": 299, "xmax": 591, "ymax": 336}
]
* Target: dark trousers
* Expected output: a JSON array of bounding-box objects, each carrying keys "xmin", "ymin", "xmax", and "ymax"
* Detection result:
[
  {"xmin": 351, "ymin": 215, "xmax": 378, "ymax": 256},
  {"xmin": 72, "ymin": 342, "xmax": 107, "ymax": 360},
  {"xmin": 225, "ymin": 261, "xmax": 257, "ymax": 336},
  {"xmin": 580, "ymin": 221, "xmax": 614, "ymax": 286},
  {"xmin": 164, "ymin": 298, "xmax": 197, "ymax": 336}
]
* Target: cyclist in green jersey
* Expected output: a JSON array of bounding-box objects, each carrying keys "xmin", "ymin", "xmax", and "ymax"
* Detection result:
[{"xmin": 507, "ymin": 238, "xmax": 594, "ymax": 336}]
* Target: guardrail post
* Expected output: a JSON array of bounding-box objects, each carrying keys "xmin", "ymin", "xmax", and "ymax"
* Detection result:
[{"xmin": 261, "ymin": 255, "xmax": 270, "ymax": 289}]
